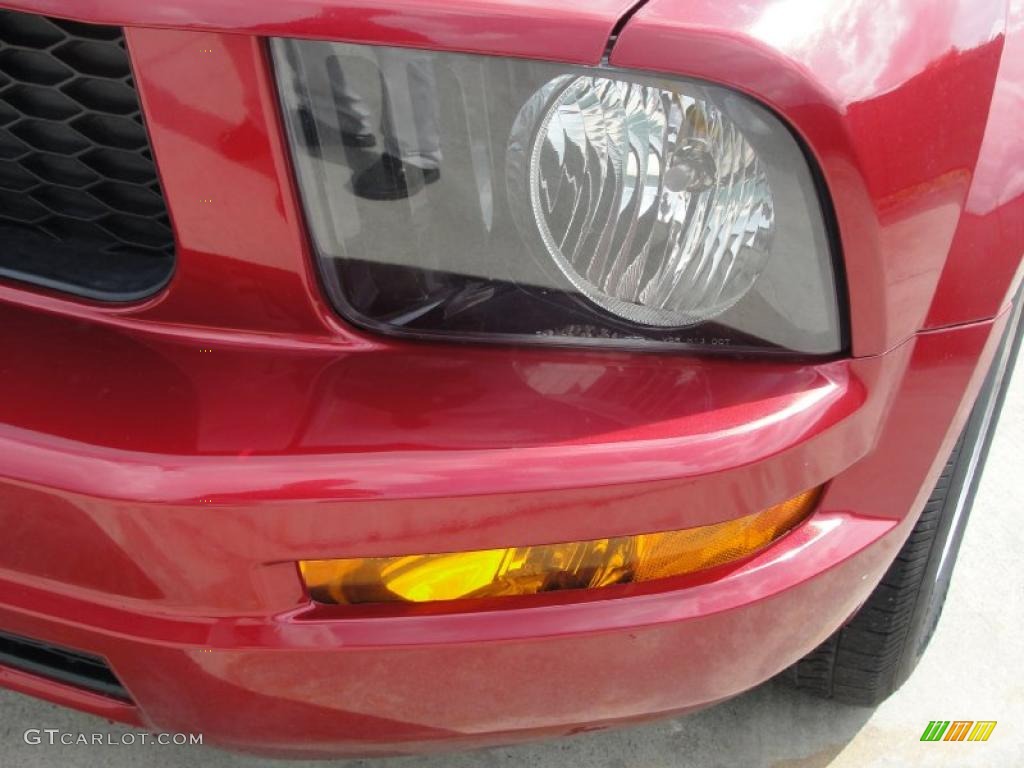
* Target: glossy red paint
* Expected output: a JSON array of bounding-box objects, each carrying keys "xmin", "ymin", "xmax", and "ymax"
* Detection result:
[
  {"xmin": 0, "ymin": 291, "xmax": 881, "ymax": 617},
  {"xmin": 0, "ymin": 0, "xmax": 1021, "ymax": 757},
  {"xmin": 927, "ymin": 0, "xmax": 1024, "ymax": 327},
  {"xmin": 0, "ymin": 0, "xmax": 633, "ymax": 64},
  {"xmin": 0, "ymin": 312, "xmax": 1007, "ymax": 755}
]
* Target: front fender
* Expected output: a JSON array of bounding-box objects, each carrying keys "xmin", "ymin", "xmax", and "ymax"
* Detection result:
[{"xmin": 613, "ymin": 0, "xmax": 1015, "ymax": 356}]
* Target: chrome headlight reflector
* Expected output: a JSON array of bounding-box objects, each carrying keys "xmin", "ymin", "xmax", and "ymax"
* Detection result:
[{"xmin": 272, "ymin": 40, "xmax": 841, "ymax": 354}]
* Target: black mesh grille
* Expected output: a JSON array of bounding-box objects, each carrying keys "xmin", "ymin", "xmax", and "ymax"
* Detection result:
[{"xmin": 0, "ymin": 10, "xmax": 174, "ymax": 301}]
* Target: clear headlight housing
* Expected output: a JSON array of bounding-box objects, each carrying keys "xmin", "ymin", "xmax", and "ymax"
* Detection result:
[{"xmin": 272, "ymin": 40, "xmax": 842, "ymax": 355}]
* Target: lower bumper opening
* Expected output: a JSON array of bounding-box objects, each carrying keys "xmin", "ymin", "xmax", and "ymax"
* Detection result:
[{"xmin": 0, "ymin": 629, "xmax": 130, "ymax": 702}]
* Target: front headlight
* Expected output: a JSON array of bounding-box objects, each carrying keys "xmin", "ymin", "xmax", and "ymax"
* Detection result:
[{"xmin": 272, "ymin": 39, "xmax": 842, "ymax": 355}]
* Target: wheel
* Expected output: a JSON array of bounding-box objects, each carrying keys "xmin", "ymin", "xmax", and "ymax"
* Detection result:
[{"xmin": 785, "ymin": 292, "xmax": 1024, "ymax": 706}]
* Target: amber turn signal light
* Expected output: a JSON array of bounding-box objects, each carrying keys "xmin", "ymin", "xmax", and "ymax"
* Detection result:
[{"xmin": 300, "ymin": 487, "xmax": 822, "ymax": 605}]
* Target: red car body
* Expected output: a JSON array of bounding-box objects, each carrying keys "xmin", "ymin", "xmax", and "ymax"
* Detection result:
[{"xmin": 0, "ymin": 0, "xmax": 1022, "ymax": 757}]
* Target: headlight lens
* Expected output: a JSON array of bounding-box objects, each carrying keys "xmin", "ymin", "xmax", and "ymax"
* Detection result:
[
  {"xmin": 517, "ymin": 75, "xmax": 773, "ymax": 327},
  {"xmin": 272, "ymin": 40, "xmax": 841, "ymax": 354}
]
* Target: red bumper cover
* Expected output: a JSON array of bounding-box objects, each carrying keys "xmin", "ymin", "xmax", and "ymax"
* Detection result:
[{"xmin": 0, "ymin": 298, "xmax": 1006, "ymax": 755}]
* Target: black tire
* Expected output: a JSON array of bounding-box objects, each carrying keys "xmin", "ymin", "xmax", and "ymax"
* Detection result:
[{"xmin": 785, "ymin": 293, "xmax": 1024, "ymax": 706}]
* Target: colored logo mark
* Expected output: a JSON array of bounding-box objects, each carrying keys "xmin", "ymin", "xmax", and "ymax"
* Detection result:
[{"xmin": 920, "ymin": 721, "xmax": 997, "ymax": 742}]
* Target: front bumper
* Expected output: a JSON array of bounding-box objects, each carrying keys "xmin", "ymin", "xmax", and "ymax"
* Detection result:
[{"xmin": 0, "ymin": 295, "xmax": 1007, "ymax": 756}]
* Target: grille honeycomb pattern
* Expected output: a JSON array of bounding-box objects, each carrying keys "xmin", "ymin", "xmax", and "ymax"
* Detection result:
[{"xmin": 0, "ymin": 10, "xmax": 174, "ymax": 300}]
